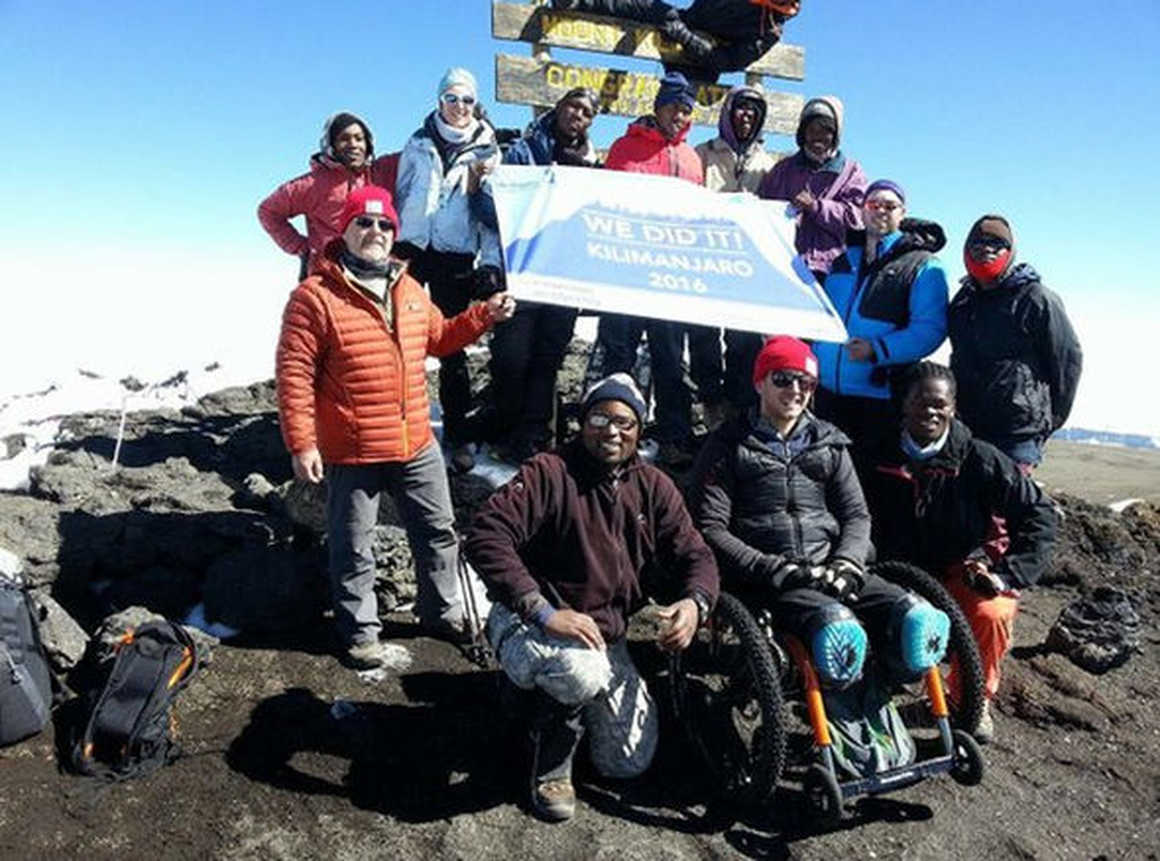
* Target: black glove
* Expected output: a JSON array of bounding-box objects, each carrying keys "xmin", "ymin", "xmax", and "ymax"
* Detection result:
[
  {"xmin": 771, "ymin": 558, "xmax": 823, "ymax": 592},
  {"xmin": 471, "ymin": 265, "xmax": 506, "ymax": 300},
  {"xmin": 821, "ymin": 559, "xmax": 865, "ymax": 603}
]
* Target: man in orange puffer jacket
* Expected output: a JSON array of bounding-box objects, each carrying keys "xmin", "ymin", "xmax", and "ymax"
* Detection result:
[{"xmin": 276, "ymin": 186, "xmax": 515, "ymax": 669}]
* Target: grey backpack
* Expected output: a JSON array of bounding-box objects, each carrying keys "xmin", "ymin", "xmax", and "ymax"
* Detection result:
[{"xmin": 0, "ymin": 578, "xmax": 53, "ymax": 746}]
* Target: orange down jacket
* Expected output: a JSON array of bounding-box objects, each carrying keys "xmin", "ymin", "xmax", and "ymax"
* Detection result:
[{"xmin": 275, "ymin": 242, "xmax": 494, "ymax": 464}]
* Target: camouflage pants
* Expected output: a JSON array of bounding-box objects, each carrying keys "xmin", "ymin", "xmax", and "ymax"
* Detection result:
[{"xmin": 487, "ymin": 603, "xmax": 658, "ymax": 779}]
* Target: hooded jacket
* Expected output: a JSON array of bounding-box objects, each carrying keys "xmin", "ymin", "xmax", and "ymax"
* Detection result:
[
  {"xmin": 814, "ymin": 218, "xmax": 950, "ymax": 401},
  {"xmin": 689, "ymin": 412, "xmax": 872, "ymax": 592},
  {"xmin": 505, "ymin": 108, "xmax": 600, "ymax": 167},
  {"xmin": 757, "ymin": 96, "xmax": 867, "ymax": 274},
  {"xmin": 258, "ymin": 113, "xmax": 398, "ymax": 273},
  {"xmin": 275, "ymin": 240, "xmax": 494, "ymax": 465},
  {"xmin": 604, "ymin": 116, "xmax": 704, "ymax": 183},
  {"xmin": 696, "ymin": 85, "xmax": 780, "ymax": 193},
  {"xmin": 949, "ymin": 263, "xmax": 1082, "ymax": 445},
  {"xmin": 465, "ymin": 439, "xmax": 720, "ymax": 643},
  {"xmin": 863, "ymin": 418, "xmax": 1057, "ymax": 588},
  {"xmin": 395, "ymin": 112, "xmax": 501, "ymax": 266}
]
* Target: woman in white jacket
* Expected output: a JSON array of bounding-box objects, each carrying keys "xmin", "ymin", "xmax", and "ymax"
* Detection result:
[{"xmin": 395, "ymin": 67, "xmax": 502, "ymax": 472}]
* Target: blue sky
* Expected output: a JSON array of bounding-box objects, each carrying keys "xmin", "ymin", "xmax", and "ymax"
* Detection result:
[{"xmin": 1, "ymin": 1, "xmax": 1158, "ymax": 433}]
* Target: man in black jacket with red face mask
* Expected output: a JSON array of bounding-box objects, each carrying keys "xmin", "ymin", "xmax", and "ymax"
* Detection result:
[
  {"xmin": 948, "ymin": 215, "xmax": 1083, "ymax": 470},
  {"xmin": 551, "ymin": 0, "xmax": 800, "ymax": 81}
]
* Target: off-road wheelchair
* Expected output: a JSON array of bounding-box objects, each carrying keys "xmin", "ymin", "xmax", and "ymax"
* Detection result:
[{"xmin": 666, "ymin": 560, "xmax": 987, "ymax": 822}]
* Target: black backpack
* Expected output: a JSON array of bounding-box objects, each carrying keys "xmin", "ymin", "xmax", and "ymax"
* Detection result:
[
  {"xmin": 72, "ymin": 620, "xmax": 199, "ymax": 780},
  {"xmin": 0, "ymin": 579, "xmax": 53, "ymax": 746}
]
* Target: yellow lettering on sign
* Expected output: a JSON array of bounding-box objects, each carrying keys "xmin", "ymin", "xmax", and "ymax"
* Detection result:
[
  {"xmin": 546, "ymin": 64, "xmax": 564, "ymax": 87},
  {"xmin": 542, "ymin": 12, "xmax": 618, "ymax": 51}
]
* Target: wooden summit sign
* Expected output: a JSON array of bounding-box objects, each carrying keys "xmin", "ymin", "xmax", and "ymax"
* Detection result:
[
  {"xmin": 492, "ymin": 0, "xmax": 805, "ymax": 81},
  {"xmin": 492, "ymin": 1, "xmax": 806, "ymax": 136},
  {"xmin": 496, "ymin": 54, "xmax": 803, "ymax": 135}
]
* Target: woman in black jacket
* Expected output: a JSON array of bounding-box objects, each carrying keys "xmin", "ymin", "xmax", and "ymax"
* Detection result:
[{"xmin": 862, "ymin": 361, "xmax": 1058, "ymax": 742}]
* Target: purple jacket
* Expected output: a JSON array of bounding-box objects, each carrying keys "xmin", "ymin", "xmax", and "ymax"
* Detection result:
[{"xmin": 758, "ymin": 152, "xmax": 867, "ymax": 275}]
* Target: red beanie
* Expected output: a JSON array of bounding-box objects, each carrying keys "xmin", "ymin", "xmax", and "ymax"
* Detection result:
[
  {"xmin": 752, "ymin": 335, "xmax": 819, "ymax": 385},
  {"xmin": 339, "ymin": 186, "xmax": 399, "ymax": 234}
]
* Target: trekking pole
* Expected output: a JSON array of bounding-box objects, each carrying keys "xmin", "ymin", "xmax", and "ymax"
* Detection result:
[{"xmin": 456, "ymin": 538, "xmax": 490, "ymax": 668}]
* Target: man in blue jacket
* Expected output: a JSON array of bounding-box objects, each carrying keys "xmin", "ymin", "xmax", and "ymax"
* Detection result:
[
  {"xmin": 812, "ymin": 179, "xmax": 949, "ymax": 452},
  {"xmin": 481, "ymin": 88, "xmax": 601, "ymax": 462}
]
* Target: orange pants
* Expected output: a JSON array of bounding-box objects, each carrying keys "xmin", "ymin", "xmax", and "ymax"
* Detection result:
[{"xmin": 945, "ymin": 571, "xmax": 1019, "ymax": 700}]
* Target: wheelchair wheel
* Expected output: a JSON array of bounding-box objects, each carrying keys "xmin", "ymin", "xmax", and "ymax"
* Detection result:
[
  {"xmin": 802, "ymin": 763, "xmax": 844, "ymax": 823},
  {"xmin": 872, "ymin": 561, "xmax": 986, "ymax": 734},
  {"xmin": 669, "ymin": 591, "xmax": 786, "ymax": 806},
  {"xmin": 950, "ymin": 729, "xmax": 985, "ymax": 786}
]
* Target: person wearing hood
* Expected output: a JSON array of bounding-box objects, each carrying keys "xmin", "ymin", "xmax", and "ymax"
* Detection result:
[
  {"xmin": 395, "ymin": 68, "xmax": 504, "ymax": 473},
  {"xmin": 275, "ymin": 186, "xmax": 516, "ymax": 669},
  {"xmin": 466, "ymin": 374, "xmax": 719, "ymax": 822},
  {"xmin": 550, "ymin": 0, "xmax": 801, "ymax": 82},
  {"xmin": 477, "ymin": 88, "xmax": 602, "ymax": 463},
  {"xmin": 600, "ymin": 72, "xmax": 705, "ymax": 466},
  {"xmin": 689, "ymin": 337, "xmax": 951, "ymax": 705},
  {"xmin": 812, "ymin": 180, "xmax": 950, "ymax": 451},
  {"xmin": 691, "ymin": 86, "xmax": 781, "ymax": 426},
  {"xmin": 862, "ymin": 362, "xmax": 1059, "ymax": 742},
  {"xmin": 758, "ymin": 96, "xmax": 867, "ymax": 284},
  {"xmin": 258, "ymin": 112, "xmax": 400, "ymax": 278},
  {"xmin": 948, "ymin": 216, "xmax": 1083, "ymax": 470}
]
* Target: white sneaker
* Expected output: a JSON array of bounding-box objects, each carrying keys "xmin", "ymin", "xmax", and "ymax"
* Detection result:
[{"xmin": 974, "ymin": 700, "xmax": 995, "ymax": 744}]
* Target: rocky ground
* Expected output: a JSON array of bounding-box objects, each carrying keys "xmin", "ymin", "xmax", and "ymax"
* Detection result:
[{"xmin": 1, "ymin": 356, "xmax": 1157, "ymax": 860}]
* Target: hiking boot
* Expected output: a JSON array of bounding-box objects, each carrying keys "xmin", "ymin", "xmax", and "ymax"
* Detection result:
[
  {"xmin": 422, "ymin": 617, "xmax": 475, "ymax": 646},
  {"xmin": 973, "ymin": 700, "xmax": 995, "ymax": 745},
  {"xmin": 345, "ymin": 640, "xmax": 413, "ymax": 672},
  {"xmin": 448, "ymin": 442, "xmax": 476, "ymax": 474},
  {"xmin": 531, "ymin": 778, "xmax": 576, "ymax": 822},
  {"xmin": 656, "ymin": 441, "xmax": 694, "ymax": 468}
]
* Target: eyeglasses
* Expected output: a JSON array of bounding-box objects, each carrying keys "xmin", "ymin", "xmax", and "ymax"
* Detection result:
[
  {"xmin": 586, "ymin": 412, "xmax": 639, "ymax": 432},
  {"xmin": 968, "ymin": 236, "xmax": 1011, "ymax": 253},
  {"xmin": 865, "ymin": 199, "xmax": 902, "ymax": 213},
  {"xmin": 354, "ymin": 217, "xmax": 393, "ymax": 231},
  {"xmin": 768, "ymin": 371, "xmax": 817, "ymax": 391},
  {"xmin": 440, "ymin": 93, "xmax": 476, "ymax": 107}
]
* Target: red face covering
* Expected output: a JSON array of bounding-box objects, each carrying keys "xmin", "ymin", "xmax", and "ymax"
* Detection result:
[{"xmin": 964, "ymin": 248, "xmax": 1012, "ymax": 284}]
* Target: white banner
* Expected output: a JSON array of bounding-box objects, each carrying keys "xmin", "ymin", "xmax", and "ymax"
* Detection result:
[{"xmin": 489, "ymin": 165, "xmax": 847, "ymax": 343}]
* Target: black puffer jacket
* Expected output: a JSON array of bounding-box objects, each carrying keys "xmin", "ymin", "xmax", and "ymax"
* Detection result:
[
  {"xmin": 551, "ymin": 0, "xmax": 789, "ymax": 76},
  {"xmin": 862, "ymin": 418, "xmax": 1057, "ymax": 588},
  {"xmin": 689, "ymin": 412, "xmax": 872, "ymax": 591},
  {"xmin": 949, "ymin": 263, "xmax": 1082, "ymax": 444}
]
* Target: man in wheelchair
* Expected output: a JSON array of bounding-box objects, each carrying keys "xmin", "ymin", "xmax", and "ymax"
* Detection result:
[
  {"xmin": 465, "ymin": 374, "xmax": 720, "ymax": 822},
  {"xmin": 689, "ymin": 336, "xmax": 953, "ymax": 778}
]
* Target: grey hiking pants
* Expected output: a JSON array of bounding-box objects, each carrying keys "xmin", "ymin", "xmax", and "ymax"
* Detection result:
[
  {"xmin": 487, "ymin": 603, "xmax": 659, "ymax": 781},
  {"xmin": 326, "ymin": 443, "xmax": 462, "ymax": 646}
]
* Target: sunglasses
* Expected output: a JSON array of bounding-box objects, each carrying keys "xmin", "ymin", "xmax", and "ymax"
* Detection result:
[
  {"xmin": 865, "ymin": 199, "xmax": 903, "ymax": 213},
  {"xmin": 586, "ymin": 412, "xmax": 639, "ymax": 432},
  {"xmin": 768, "ymin": 371, "xmax": 817, "ymax": 391},
  {"xmin": 354, "ymin": 217, "xmax": 393, "ymax": 231},
  {"xmin": 440, "ymin": 93, "xmax": 476, "ymax": 107},
  {"xmin": 968, "ymin": 236, "xmax": 1011, "ymax": 253}
]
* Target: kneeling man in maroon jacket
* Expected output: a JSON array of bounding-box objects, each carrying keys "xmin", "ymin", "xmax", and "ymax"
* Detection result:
[{"xmin": 465, "ymin": 374, "xmax": 719, "ymax": 822}]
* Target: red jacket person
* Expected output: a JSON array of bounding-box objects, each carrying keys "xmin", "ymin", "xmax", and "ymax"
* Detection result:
[{"xmin": 275, "ymin": 185, "xmax": 515, "ymax": 669}]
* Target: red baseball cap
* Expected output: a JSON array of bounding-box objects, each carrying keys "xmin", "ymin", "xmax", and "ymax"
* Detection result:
[
  {"xmin": 752, "ymin": 335, "xmax": 819, "ymax": 385},
  {"xmin": 339, "ymin": 186, "xmax": 399, "ymax": 234}
]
